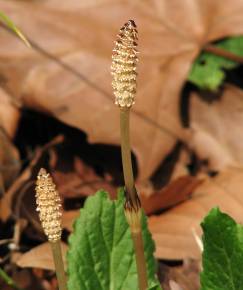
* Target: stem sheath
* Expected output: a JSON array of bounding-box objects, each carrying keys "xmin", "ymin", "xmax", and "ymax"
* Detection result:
[{"xmin": 50, "ymin": 242, "xmax": 67, "ymax": 290}]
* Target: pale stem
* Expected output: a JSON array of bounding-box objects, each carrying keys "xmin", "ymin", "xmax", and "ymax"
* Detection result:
[
  {"xmin": 50, "ymin": 241, "xmax": 68, "ymax": 290},
  {"xmin": 120, "ymin": 107, "xmax": 148, "ymax": 290},
  {"xmin": 131, "ymin": 230, "xmax": 148, "ymax": 290},
  {"xmin": 120, "ymin": 108, "xmax": 137, "ymax": 204}
]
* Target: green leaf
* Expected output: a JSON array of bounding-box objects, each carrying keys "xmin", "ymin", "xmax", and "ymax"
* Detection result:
[
  {"xmin": 67, "ymin": 189, "xmax": 161, "ymax": 290},
  {"xmin": 0, "ymin": 11, "xmax": 30, "ymax": 47},
  {"xmin": 148, "ymin": 284, "xmax": 162, "ymax": 290},
  {"xmin": 188, "ymin": 36, "xmax": 243, "ymax": 90},
  {"xmin": 201, "ymin": 207, "xmax": 243, "ymax": 290}
]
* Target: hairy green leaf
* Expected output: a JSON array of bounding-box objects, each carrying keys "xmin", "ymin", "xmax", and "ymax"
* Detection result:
[
  {"xmin": 0, "ymin": 11, "xmax": 30, "ymax": 47},
  {"xmin": 201, "ymin": 207, "xmax": 243, "ymax": 290},
  {"xmin": 67, "ymin": 190, "xmax": 161, "ymax": 290},
  {"xmin": 188, "ymin": 36, "xmax": 243, "ymax": 90}
]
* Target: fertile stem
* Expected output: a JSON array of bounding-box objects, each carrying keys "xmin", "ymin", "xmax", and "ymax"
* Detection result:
[
  {"xmin": 50, "ymin": 242, "xmax": 68, "ymax": 290},
  {"xmin": 35, "ymin": 168, "xmax": 67, "ymax": 290},
  {"xmin": 112, "ymin": 20, "xmax": 148, "ymax": 290}
]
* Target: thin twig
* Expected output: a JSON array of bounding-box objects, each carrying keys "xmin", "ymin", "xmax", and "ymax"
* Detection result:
[
  {"xmin": 204, "ymin": 44, "xmax": 243, "ymax": 63},
  {"xmin": 0, "ymin": 239, "xmax": 13, "ymax": 246}
]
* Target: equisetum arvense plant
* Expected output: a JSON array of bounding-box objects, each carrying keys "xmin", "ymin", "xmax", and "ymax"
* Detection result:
[
  {"xmin": 111, "ymin": 20, "xmax": 148, "ymax": 290},
  {"xmin": 35, "ymin": 168, "xmax": 67, "ymax": 290},
  {"xmin": 35, "ymin": 19, "xmax": 147, "ymax": 290}
]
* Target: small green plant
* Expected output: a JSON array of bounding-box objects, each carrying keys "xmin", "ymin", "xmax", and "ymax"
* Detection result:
[
  {"xmin": 67, "ymin": 190, "xmax": 160, "ymax": 290},
  {"xmin": 111, "ymin": 20, "xmax": 149, "ymax": 290},
  {"xmin": 189, "ymin": 36, "xmax": 243, "ymax": 90}
]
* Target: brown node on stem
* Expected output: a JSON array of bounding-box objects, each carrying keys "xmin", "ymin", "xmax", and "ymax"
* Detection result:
[
  {"xmin": 111, "ymin": 20, "xmax": 138, "ymax": 108},
  {"xmin": 35, "ymin": 168, "xmax": 62, "ymax": 242},
  {"xmin": 124, "ymin": 187, "xmax": 142, "ymax": 233}
]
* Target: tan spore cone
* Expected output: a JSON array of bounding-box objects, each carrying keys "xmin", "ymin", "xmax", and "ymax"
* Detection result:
[
  {"xmin": 35, "ymin": 168, "xmax": 62, "ymax": 242},
  {"xmin": 111, "ymin": 20, "xmax": 138, "ymax": 108}
]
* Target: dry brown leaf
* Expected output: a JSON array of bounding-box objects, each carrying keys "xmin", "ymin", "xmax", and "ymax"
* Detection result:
[
  {"xmin": 0, "ymin": 88, "xmax": 20, "ymax": 137},
  {"xmin": 148, "ymin": 166, "xmax": 243, "ymax": 260},
  {"xmin": 0, "ymin": 126, "xmax": 20, "ymax": 191},
  {"xmin": 190, "ymin": 85, "xmax": 243, "ymax": 171},
  {"xmin": 62, "ymin": 210, "xmax": 80, "ymax": 232},
  {"xmin": 22, "ymin": 51, "xmax": 187, "ymax": 182},
  {"xmin": 141, "ymin": 176, "xmax": 203, "ymax": 215},
  {"xmin": 16, "ymin": 242, "xmax": 67, "ymax": 270},
  {"xmin": 52, "ymin": 157, "xmax": 116, "ymax": 198},
  {"xmin": 0, "ymin": 90, "xmax": 20, "ymax": 196},
  {"xmin": 2, "ymin": 0, "xmax": 243, "ymax": 179}
]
